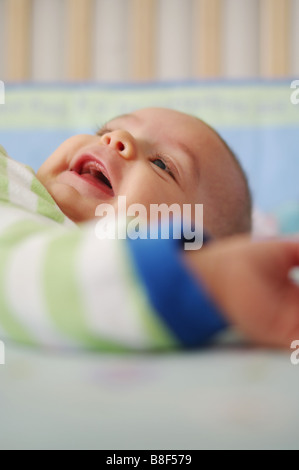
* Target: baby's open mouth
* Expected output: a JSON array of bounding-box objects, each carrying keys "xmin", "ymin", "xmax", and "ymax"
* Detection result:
[
  {"xmin": 80, "ymin": 161, "xmax": 113, "ymax": 189},
  {"xmin": 72, "ymin": 159, "xmax": 115, "ymax": 197}
]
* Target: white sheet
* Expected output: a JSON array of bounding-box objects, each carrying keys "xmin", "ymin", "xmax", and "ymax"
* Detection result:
[{"xmin": 0, "ymin": 343, "xmax": 298, "ymax": 450}]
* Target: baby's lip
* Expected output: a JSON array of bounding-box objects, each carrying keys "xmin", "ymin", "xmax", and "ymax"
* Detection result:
[{"xmin": 71, "ymin": 152, "xmax": 116, "ymax": 197}]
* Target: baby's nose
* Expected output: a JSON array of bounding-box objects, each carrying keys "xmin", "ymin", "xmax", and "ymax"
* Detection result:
[{"xmin": 100, "ymin": 130, "xmax": 136, "ymax": 160}]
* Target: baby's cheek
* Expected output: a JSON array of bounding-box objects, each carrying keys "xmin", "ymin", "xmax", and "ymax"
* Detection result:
[
  {"xmin": 37, "ymin": 159, "xmax": 64, "ymax": 188},
  {"xmin": 39, "ymin": 135, "xmax": 92, "ymax": 179},
  {"xmin": 126, "ymin": 185, "xmax": 166, "ymax": 208}
]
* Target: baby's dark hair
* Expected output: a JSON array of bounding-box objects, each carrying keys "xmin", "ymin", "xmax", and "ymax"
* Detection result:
[
  {"xmin": 201, "ymin": 119, "xmax": 253, "ymax": 237},
  {"xmin": 218, "ymin": 133, "xmax": 252, "ymax": 235}
]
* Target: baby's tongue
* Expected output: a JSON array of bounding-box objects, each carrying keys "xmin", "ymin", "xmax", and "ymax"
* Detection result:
[
  {"xmin": 80, "ymin": 162, "xmax": 113, "ymax": 191},
  {"xmin": 81, "ymin": 171, "xmax": 100, "ymax": 184}
]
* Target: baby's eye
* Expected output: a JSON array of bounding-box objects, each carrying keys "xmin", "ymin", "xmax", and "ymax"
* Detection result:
[
  {"xmin": 152, "ymin": 158, "xmax": 167, "ymax": 171},
  {"xmin": 151, "ymin": 156, "xmax": 175, "ymax": 180}
]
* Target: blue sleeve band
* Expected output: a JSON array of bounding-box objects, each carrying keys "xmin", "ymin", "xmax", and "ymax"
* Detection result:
[{"xmin": 127, "ymin": 234, "xmax": 228, "ymax": 348}]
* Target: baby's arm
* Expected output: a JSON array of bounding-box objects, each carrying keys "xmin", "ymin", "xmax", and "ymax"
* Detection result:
[
  {"xmin": 185, "ymin": 236, "xmax": 299, "ymax": 349},
  {"xmin": 0, "ymin": 213, "xmax": 227, "ymax": 351}
]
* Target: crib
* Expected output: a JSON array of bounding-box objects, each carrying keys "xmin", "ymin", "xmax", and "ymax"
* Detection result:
[
  {"xmin": 1, "ymin": 0, "xmax": 299, "ymax": 452},
  {"xmin": 0, "ymin": 0, "xmax": 298, "ymax": 82}
]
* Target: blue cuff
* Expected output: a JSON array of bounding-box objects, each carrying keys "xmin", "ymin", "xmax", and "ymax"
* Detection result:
[{"xmin": 127, "ymin": 234, "xmax": 228, "ymax": 348}]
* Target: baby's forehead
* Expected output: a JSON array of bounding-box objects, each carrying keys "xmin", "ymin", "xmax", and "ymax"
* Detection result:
[
  {"xmin": 109, "ymin": 108, "xmax": 229, "ymax": 166},
  {"xmin": 132, "ymin": 107, "xmax": 203, "ymax": 126},
  {"xmin": 111, "ymin": 108, "xmax": 216, "ymax": 142}
]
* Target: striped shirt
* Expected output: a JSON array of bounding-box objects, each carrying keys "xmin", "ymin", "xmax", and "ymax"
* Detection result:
[{"xmin": 0, "ymin": 147, "xmax": 227, "ymax": 352}]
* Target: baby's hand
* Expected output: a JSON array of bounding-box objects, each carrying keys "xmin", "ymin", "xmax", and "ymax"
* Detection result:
[{"xmin": 185, "ymin": 236, "xmax": 299, "ymax": 348}]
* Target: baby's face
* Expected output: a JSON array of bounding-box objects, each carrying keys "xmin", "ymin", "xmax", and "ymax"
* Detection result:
[{"xmin": 37, "ymin": 107, "xmax": 243, "ymax": 237}]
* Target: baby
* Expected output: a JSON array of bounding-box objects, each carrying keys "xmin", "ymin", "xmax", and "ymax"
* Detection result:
[
  {"xmin": 0, "ymin": 107, "xmax": 298, "ymax": 351},
  {"xmin": 37, "ymin": 107, "xmax": 252, "ymax": 238}
]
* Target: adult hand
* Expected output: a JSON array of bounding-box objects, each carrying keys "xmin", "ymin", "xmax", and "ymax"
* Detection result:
[{"xmin": 185, "ymin": 236, "xmax": 299, "ymax": 348}]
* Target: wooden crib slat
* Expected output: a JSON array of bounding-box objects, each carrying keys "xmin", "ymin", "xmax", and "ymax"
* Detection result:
[
  {"xmin": 65, "ymin": 0, "xmax": 92, "ymax": 80},
  {"xmin": 130, "ymin": 0, "xmax": 157, "ymax": 80},
  {"xmin": 260, "ymin": 0, "xmax": 290, "ymax": 77},
  {"xmin": 5, "ymin": 0, "xmax": 32, "ymax": 81},
  {"xmin": 193, "ymin": 0, "xmax": 221, "ymax": 77},
  {"xmin": 3, "ymin": 0, "xmax": 294, "ymax": 83}
]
